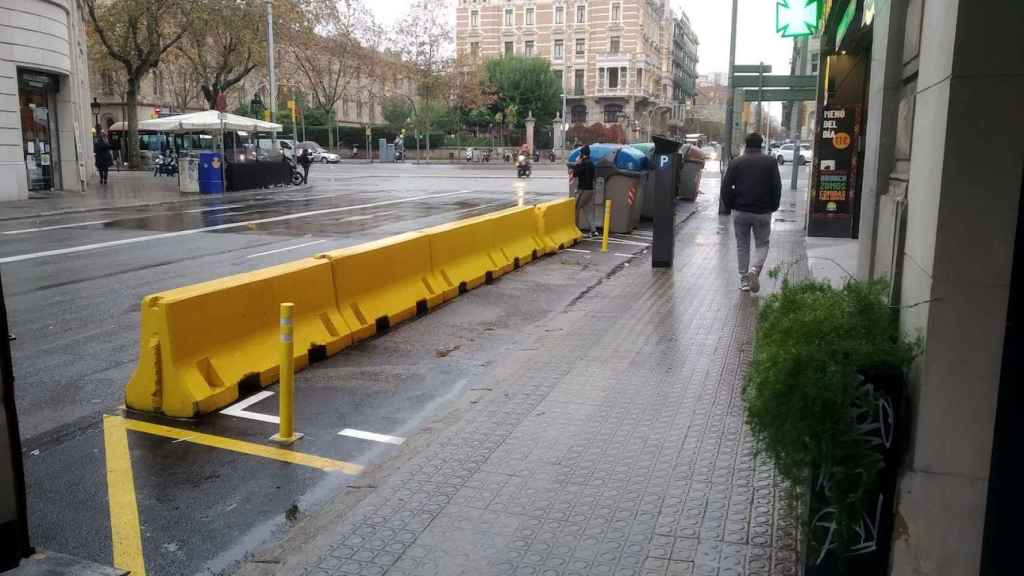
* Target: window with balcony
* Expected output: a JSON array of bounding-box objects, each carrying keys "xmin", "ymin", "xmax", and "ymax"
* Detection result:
[
  {"xmin": 553, "ymin": 39, "xmax": 564, "ymax": 60},
  {"xmin": 576, "ymin": 4, "xmax": 586, "ymax": 24},
  {"xmin": 504, "ymin": 8, "xmax": 513, "ymax": 27},
  {"xmin": 525, "ymin": 7, "xmax": 534, "ymax": 25},
  {"xmin": 611, "ymin": 2, "xmax": 621, "ymax": 22},
  {"xmin": 636, "ymin": 68, "xmax": 643, "ymax": 90},
  {"xmin": 471, "ymin": 42, "xmax": 480, "ymax": 57},
  {"xmin": 604, "ymin": 104, "xmax": 623, "ymax": 123},
  {"xmin": 524, "ymin": 40, "xmax": 535, "ymax": 56},
  {"xmin": 607, "ymin": 68, "xmax": 619, "ymax": 89},
  {"xmin": 574, "ymin": 69, "xmax": 585, "ymax": 96},
  {"xmin": 471, "ymin": 9, "xmax": 479, "ymax": 28},
  {"xmin": 504, "ymin": 41, "xmax": 514, "ymax": 56},
  {"xmin": 609, "ymin": 36, "xmax": 620, "ymax": 54},
  {"xmin": 575, "ymin": 38, "xmax": 585, "ymax": 56},
  {"xmin": 554, "ymin": 69, "xmax": 563, "ymax": 89},
  {"xmin": 555, "ymin": 5, "xmax": 564, "ymax": 24},
  {"xmin": 571, "ymin": 104, "xmax": 587, "ymax": 124}
]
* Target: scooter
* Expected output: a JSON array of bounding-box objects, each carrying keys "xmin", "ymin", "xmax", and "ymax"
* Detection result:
[
  {"xmin": 284, "ymin": 155, "xmax": 304, "ymax": 185},
  {"xmin": 516, "ymin": 154, "xmax": 532, "ymax": 178},
  {"xmin": 547, "ymin": 150, "xmax": 557, "ymax": 162}
]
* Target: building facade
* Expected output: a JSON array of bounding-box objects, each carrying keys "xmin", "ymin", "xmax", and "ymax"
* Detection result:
[
  {"xmin": 455, "ymin": 0, "xmax": 695, "ymax": 140},
  {"xmin": 810, "ymin": 0, "xmax": 1023, "ymax": 573},
  {"xmin": 1, "ymin": 0, "xmax": 93, "ymax": 201},
  {"xmin": 663, "ymin": 11, "xmax": 698, "ymax": 132}
]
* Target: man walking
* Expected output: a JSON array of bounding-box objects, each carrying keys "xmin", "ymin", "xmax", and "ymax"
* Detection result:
[
  {"xmin": 721, "ymin": 133, "xmax": 781, "ymax": 293},
  {"xmin": 571, "ymin": 145, "xmax": 596, "ymax": 236}
]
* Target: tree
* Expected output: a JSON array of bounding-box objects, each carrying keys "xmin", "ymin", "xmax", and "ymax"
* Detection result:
[
  {"xmin": 178, "ymin": 0, "xmax": 264, "ymax": 111},
  {"xmin": 288, "ymin": 1, "xmax": 375, "ymax": 150},
  {"xmin": 85, "ymin": 0, "xmax": 188, "ymax": 168},
  {"xmin": 391, "ymin": 0, "xmax": 452, "ymax": 160},
  {"xmin": 383, "ymin": 96, "xmax": 413, "ymax": 132},
  {"xmin": 484, "ymin": 56, "xmax": 562, "ymax": 131},
  {"xmin": 161, "ymin": 50, "xmax": 201, "ymax": 114}
]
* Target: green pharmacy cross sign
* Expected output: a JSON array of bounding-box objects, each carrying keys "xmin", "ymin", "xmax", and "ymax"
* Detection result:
[{"xmin": 776, "ymin": 0, "xmax": 819, "ymax": 38}]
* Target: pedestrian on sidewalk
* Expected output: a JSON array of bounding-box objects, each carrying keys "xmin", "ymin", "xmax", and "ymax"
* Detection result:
[
  {"xmin": 298, "ymin": 147, "xmax": 313, "ymax": 184},
  {"xmin": 721, "ymin": 133, "xmax": 781, "ymax": 293},
  {"xmin": 570, "ymin": 145, "xmax": 596, "ymax": 236},
  {"xmin": 94, "ymin": 131, "xmax": 114, "ymax": 185}
]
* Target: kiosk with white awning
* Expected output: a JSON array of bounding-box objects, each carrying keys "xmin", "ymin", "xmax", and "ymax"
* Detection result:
[{"xmin": 138, "ymin": 111, "xmax": 292, "ymax": 193}]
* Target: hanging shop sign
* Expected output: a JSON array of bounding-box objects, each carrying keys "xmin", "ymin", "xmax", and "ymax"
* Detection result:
[{"xmin": 776, "ymin": 0, "xmax": 820, "ymax": 38}]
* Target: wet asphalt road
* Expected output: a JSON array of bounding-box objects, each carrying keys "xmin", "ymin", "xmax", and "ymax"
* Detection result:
[
  {"xmin": 2, "ymin": 162, "xmax": 572, "ymax": 574},
  {"xmin": 3, "ymin": 161, "xmax": 806, "ymax": 575}
]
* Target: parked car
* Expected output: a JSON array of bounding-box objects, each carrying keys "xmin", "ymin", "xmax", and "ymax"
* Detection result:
[
  {"xmin": 775, "ymin": 143, "xmax": 813, "ymax": 165},
  {"xmin": 311, "ymin": 148, "xmax": 340, "ymax": 164}
]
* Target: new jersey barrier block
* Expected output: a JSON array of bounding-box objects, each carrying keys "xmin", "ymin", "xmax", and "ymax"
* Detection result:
[
  {"xmin": 317, "ymin": 232, "xmax": 443, "ymax": 343},
  {"xmin": 126, "ymin": 258, "xmax": 348, "ymax": 417},
  {"xmin": 535, "ymin": 198, "xmax": 582, "ymax": 253},
  {"xmin": 425, "ymin": 214, "xmax": 510, "ymax": 301},
  {"xmin": 487, "ymin": 206, "xmax": 546, "ymax": 270}
]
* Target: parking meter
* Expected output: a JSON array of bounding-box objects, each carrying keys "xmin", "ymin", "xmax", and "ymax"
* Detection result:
[{"xmin": 652, "ymin": 136, "xmax": 682, "ymax": 268}]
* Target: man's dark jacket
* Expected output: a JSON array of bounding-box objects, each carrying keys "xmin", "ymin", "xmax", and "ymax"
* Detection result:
[
  {"xmin": 721, "ymin": 148, "xmax": 782, "ymax": 214},
  {"xmin": 573, "ymin": 159, "xmax": 595, "ymax": 191}
]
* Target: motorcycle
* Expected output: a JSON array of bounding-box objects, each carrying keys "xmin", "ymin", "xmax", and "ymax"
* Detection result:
[
  {"xmin": 284, "ymin": 155, "xmax": 304, "ymax": 185},
  {"xmin": 465, "ymin": 148, "xmax": 474, "ymax": 162},
  {"xmin": 516, "ymin": 154, "xmax": 532, "ymax": 178},
  {"xmin": 152, "ymin": 153, "xmax": 178, "ymax": 177},
  {"xmin": 547, "ymin": 150, "xmax": 557, "ymax": 162}
]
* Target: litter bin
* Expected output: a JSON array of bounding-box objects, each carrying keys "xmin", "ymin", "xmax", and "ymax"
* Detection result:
[
  {"xmin": 198, "ymin": 151, "xmax": 224, "ymax": 194},
  {"xmin": 677, "ymin": 144, "xmax": 706, "ymax": 201},
  {"xmin": 565, "ymin": 145, "xmax": 649, "ymax": 234},
  {"xmin": 629, "ymin": 143, "xmax": 658, "ymax": 220}
]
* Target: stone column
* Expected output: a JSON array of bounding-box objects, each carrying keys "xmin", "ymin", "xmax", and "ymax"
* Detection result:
[{"xmin": 524, "ymin": 111, "xmax": 536, "ymax": 154}]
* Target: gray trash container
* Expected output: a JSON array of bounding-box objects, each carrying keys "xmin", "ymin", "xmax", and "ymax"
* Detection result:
[
  {"xmin": 677, "ymin": 144, "xmax": 706, "ymax": 201},
  {"xmin": 593, "ymin": 146, "xmax": 648, "ymax": 234}
]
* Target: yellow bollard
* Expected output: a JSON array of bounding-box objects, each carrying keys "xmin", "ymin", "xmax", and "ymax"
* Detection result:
[
  {"xmin": 270, "ymin": 302, "xmax": 303, "ymax": 445},
  {"xmin": 601, "ymin": 199, "xmax": 612, "ymax": 253}
]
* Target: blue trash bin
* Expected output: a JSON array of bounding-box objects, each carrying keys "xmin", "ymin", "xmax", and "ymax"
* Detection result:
[{"xmin": 198, "ymin": 151, "xmax": 224, "ymax": 194}]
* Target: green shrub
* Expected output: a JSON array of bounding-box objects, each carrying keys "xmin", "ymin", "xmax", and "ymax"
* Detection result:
[{"xmin": 744, "ymin": 278, "xmax": 918, "ymax": 556}]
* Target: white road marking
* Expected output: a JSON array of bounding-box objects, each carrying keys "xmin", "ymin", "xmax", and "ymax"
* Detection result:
[
  {"xmin": 616, "ymin": 232, "xmax": 653, "ymax": 240},
  {"xmin": 219, "ymin": 391, "xmax": 279, "ymax": 424},
  {"xmin": 563, "ymin": 248, "xmax": 591, "ymax": 253},
  {"xmin": 338, "ymin": 428, "xmax": 406, "ymax": 445},
  {"xmin": 3, "ymin": 219, "xmax": 112, "ymax": 234},
  {"xmin": 246, "ymin": 239, "xmax": 327, "ymax": 258},
  {"xmin": 581, "ymin": 237, "xmax": 651, "ymax": 247},
  {"xmin": 614, "ymin": 253, "xmax": 637, "ymax": 257},
  {"xmin": 0, "ymin": 189, "xmax": 473, "ymax": 264},
  {"xmin": 336, "ymin": 210, "xmax": 397, "ymax": 223},
  {"xmin": 183, "ymin": 203, "xmax": 245, "ymax": 213}
]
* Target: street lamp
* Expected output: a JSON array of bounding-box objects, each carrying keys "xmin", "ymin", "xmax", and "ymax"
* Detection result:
[{"xmin": 90, "ymin": 97, "xmax": 100, "ymax": 132}]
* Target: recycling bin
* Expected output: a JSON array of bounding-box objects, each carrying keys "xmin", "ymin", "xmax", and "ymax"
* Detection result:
[
  {"xmin": 629, "ymin": 143, "xmax": 658, "ymax": 220},
  {"xmin": 198, "ymin": 151, "xmax": 224, "ymax": 194},
  {"xmin": 595, "ymin": 146, "xmax": 648, "ymax": 234},
  {"xmin": 677, "ymin": 144, "xmax": 706, "ymax": 201}
]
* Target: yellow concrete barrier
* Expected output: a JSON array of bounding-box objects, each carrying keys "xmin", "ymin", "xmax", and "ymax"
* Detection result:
[
  {"xmin": 317, "ymin": 232, "xmax": 444, "ymax": 343},
  {"xmin": 486, "ymin": 206, "xmax": 546, "ymax": 270},
  {"xmin": 126, "ymin": 259, "xmax": 349, "ymax": 417},
  {"xmin": 425, "ymin": 214, "xmax": 511, "ymax": 301},
  {"xmin": 536, "ymin": 198, "xmax": 582, "ymax": 253}
]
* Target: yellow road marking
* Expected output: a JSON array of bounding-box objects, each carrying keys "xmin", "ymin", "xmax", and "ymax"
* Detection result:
[
  {"xmin": 103, "ymin": 415, "xmax": 146, "ymax": 576},
  {"xmin": 117, "ymin": 416, "xmax": 363, "ymax": 475}
]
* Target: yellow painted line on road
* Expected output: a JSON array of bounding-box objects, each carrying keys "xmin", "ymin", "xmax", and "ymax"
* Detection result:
[
  {"xmin": 103, "ymin": 415, "xmax": 146, "ymax": 576},
  {"xmin": 117, "ymin": 416, "xmax": 363, "ymax": 475}
]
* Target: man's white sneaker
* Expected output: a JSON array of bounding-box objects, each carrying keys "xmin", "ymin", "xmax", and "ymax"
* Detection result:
[
  {"xmin": 740, "ymin": 275, "xmax": 751, "ymax": 291},
  {"xmin": 747, "ymin": 268, "xmax": 761, "ymax": 294}
]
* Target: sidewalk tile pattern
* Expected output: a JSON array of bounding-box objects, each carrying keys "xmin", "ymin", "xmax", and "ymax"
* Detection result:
[{"xmin": 295, "ymin": 195, "xmax": 804, "ymax": 576}]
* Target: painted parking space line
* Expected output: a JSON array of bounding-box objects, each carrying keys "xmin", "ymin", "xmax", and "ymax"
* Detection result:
[
  {"xmin": 3, "ymin": 219, "xmax": 112, "ymax": 234},
  {"xmin": 219, "ymin": 390, "xmax": 280, "ymax": 422},
  {"xmin": 116, "ymin": 416, "xmax": 363, "ymax": 474},
  {"xmin": 563, "ymin": 248, "xmax": 591, "ymax": 253},
  {"xmin": 0, "ymin": 189, "xmax": 473, "ymax": 264},
  {"xmin": 102, "ymin": 415, "xmax": 146, "ymax": 576},
  {"xmin": 581, "ymin": 237, "xmax": 651, "ymax": 247},
  {"xmin": 614, "ymin": 253, "xmax": 638, "ymax": 258},
  {"xmin": 246, "ymin": 240, "xmax": 328, "ymax": 259},
  {"xmin": 339, "ymin": 429, "xmax": 406, "ymax": 445}
]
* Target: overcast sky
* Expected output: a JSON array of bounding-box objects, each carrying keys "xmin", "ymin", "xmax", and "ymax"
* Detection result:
[{"xmin": 366, "ymin": 0, "xmax": 796, "ymax": 75}]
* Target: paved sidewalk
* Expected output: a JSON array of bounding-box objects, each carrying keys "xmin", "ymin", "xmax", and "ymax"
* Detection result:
[
  {"xmin": 236, "ymin": 185, "xmax": 810, "ymax": 576},
  {"xmin": 0, "ymin": 172, "xmax": 311, "ymax": 221}
]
